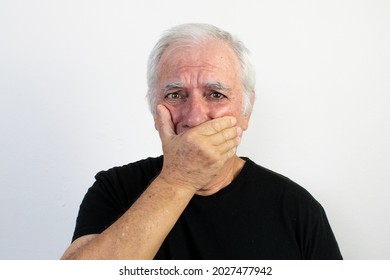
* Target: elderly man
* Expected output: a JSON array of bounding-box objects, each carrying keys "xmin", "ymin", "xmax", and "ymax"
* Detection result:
[{"xmin": 61, "ymin": 23, "xmax": 342, "ymax": 260}]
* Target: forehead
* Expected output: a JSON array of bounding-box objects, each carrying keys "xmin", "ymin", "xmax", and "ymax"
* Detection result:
[{"xmin": 156, "ymin": 39, "xmax": 240, "ymax": 85}]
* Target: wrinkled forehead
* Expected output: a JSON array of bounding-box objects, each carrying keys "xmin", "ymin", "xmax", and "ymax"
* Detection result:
[{"xmin": 157, "ymin": 39, "xmax": 240, "ymax": 73}]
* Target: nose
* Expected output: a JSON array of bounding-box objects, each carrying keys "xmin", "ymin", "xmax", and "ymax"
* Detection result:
[{"xmin": 183, "ymin": 97, "xmax": 210, "ymax": 129}]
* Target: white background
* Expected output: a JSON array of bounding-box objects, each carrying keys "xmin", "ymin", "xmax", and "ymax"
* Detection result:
[{"xmin": 0, "ymin": 0, "xmax": 389, "ymax": 259}]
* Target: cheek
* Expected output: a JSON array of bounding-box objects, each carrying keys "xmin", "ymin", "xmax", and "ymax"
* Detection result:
[
  {"xmin": 210, "ymin": 104, "xmax": 249, "ymax": 131},
  {"xmin": 209, "ymin": 105, "xmax": 236, "ymax": 119},
  {"xmin": 169, "ymin": 108, "xmax": 181, "ymax": 123}
]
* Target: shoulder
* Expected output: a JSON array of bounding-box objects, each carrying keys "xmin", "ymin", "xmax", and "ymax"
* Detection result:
[
  {"xmin": 86, "ymin": 156, "xmax": 164, "ymax": 206},
  {"xmin": 95, "ymin": 156, "xmax": 163, "ymax": 184},
  {"xmin": 242, "ymin": 157, "xmax": 322, "ymax": 210},
  {"xmin": 242, "ymin": 159, "xmax": 342, "ymax": 259}
]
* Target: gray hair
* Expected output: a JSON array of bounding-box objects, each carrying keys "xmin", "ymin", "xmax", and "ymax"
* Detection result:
[{"xmin": 146, "ymin": 23, "xmax": 256, "ymax": 115}]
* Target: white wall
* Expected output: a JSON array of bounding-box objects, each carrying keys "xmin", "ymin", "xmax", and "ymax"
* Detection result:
[{"xmin": 0, "ymin": 0, "xmax": 389, "ymax": 259}]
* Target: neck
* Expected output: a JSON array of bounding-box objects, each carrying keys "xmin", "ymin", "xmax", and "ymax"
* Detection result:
[{"xmin": 195, "ymin": 156, "xmax": 245, "ymax": 196}]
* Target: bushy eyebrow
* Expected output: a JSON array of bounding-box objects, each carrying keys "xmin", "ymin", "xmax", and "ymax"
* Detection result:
[
  {"xmin": 162, "ymin": 81, "xmax": 231, "ymax": 92},
  {"xmin": 162, "ymin": 82, "xmax": 184, "ymax": 92},
  {"xmin": 206, "ymin": 81, "xmax": 231, "ymax": 91}
]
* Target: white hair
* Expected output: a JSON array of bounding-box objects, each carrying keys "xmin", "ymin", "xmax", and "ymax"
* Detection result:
[{"xmin": 146, "ymin": 23, "xmax": 256, "ymax": 115}]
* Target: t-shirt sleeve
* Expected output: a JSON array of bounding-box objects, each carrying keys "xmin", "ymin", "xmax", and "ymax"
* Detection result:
[
  {"xmin": 71, "ymin": 171, "xmax": 130, "ymax": 242},
  {"xmin": 282, "ymin": 179, "xmax": 343, "ymax": 260},
  {"xmin": 70, "ymin": 157, "xmax": 162, "ymax": 243},
  {"xmin": 305, "ymin": 205, "xmax": 343, "ymax": 260}
]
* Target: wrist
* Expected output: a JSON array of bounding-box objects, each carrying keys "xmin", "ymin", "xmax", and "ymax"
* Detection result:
[{"xmin": 156, "ymin": 172, "xmax": 199, "ymax": 196}]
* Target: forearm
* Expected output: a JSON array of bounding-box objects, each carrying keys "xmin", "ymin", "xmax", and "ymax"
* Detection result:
[{"xmin": 63, "ymin": 176, "xmax": 196, "ymax": 259}]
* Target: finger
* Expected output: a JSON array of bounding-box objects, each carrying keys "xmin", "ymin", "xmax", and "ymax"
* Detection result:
[
  {"xmin": 197, "ymin": 116, "xmax": 237, "ymax": 136},
  {"xmin": 154, "ymin": 104, "xmax": 175, "ymax": 143},
  {"xmin": 226, "ymin": 146, "xmax": 237, "ymax": 158},
  {"xmin": 209, "ymin": 126, "xmax": 242, "ymax": 146},
  {"xmin": 217, "ymin": 134, "xmax": 241, "ymax": 154}
]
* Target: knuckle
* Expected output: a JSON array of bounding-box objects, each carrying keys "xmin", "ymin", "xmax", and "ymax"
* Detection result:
[
  {"xmin": 221, "ymin": 130, "xmax": 236, "ymax": 143},
  {"xmin": 222, "ymin": 130, "xmax": 229, "ymax": 141},
  {"xmin": 211, "ymin": 121, "xmax": 222, "ymax": 132},
  {"xmin": 183, "ymin": 129, "xmax": 198, "ymax": 144}
]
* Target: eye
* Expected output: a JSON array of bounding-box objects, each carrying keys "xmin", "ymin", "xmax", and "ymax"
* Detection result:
[
  {"xmin": 165, "ymin": 92, "xmax": 182, "ymax": 99},
  {"xmin": 210, "ymin": 91, "xmax": 226, "ymax": 99}
]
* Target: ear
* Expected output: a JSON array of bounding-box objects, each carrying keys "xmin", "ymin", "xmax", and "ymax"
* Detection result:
[
  {"xmin": 241, "ymin": 91, "xmax": 255, "ymax": 131},
  {"xmin": 241, "ymin": 112, "xmax": 251, "ymax": 131}
]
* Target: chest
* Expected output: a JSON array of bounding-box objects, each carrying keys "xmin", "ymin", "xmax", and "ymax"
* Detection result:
[{"xmin": 155, "ymin": 193, "xmax": 303, "ymax": 259}]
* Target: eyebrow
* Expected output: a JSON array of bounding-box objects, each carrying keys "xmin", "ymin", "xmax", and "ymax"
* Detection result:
[
  {"xmin": 162, "ymin": 82, "xmax": 184, "ymax": 92},
  {"xmin": 205, "ymin": 81, "xmax": 231, "ymax": 91},
  {"xmin": 162, "ymin": 81, "xmax": 231, "ymax": 92}
]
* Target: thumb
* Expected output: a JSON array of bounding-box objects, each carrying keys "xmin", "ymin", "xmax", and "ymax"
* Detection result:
[{"xmin": 154, "ymin": 104, "xmax": 175, "ymax": 142}]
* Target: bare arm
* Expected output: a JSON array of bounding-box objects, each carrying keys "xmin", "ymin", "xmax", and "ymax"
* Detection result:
[{"xmin": 61, "ymin": 105, "xmax": 241, "ymax": 259}]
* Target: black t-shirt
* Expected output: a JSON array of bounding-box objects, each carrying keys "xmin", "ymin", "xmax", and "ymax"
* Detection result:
[{"xmin": 72, "ymin": 156, "xmax": 342, "ymax": 259}]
